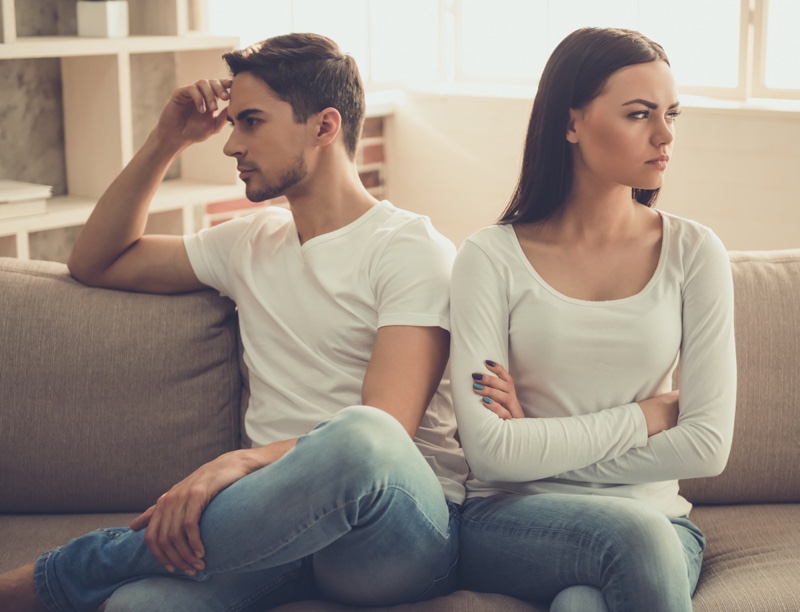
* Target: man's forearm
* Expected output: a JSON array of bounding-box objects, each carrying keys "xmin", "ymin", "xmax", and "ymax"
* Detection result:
[{"xmin": 67, "ymin": 132, "xmax": 184, "ymax": 283}]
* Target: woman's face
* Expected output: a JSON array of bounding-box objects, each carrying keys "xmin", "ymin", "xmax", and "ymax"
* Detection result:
[{"xmin": 567, "ymin": 60, "xmax": 680, "ymax": 192}]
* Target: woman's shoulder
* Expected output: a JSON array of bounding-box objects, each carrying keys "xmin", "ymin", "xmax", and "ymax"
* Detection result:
[
  {"xmin": 659, "ymin": 210, "xmax": 729, "ymax": 269},
  {"xmin": 461, "ymin": 223, "xmax": 516, "ymax": 251},
  {"xmin": 454, "ymin": 224, "xmax": 518, "ymax": 272}
]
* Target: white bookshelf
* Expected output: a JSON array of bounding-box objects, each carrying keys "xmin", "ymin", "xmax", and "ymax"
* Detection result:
[{"xmin": 0, "ymin": 0, "xmax": 241, "ymax": 259}]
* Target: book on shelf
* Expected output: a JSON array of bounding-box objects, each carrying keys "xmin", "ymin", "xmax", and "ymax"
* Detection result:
[{"xmin": 0, "ymin": 180, "xmax": 52, "ymax": 221}]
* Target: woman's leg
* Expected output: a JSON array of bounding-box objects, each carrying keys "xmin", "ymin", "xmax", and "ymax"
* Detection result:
[{"xmin": 460, "ymin": 493, "xmax": 704, "ymax": 612}]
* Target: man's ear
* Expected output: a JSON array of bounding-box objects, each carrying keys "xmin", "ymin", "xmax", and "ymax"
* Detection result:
[
  {"xmin": 566, "ymin": 107, "xmax": 580, "ymax": 144},
  {"xmin": 313, "ymin": 107, "xmax": 341, "ymax": 147}
]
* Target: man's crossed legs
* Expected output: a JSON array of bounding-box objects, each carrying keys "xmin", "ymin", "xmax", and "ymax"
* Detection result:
[{"xmin": 29, "ymin": 406, "xmax": 459, "ymax": 611}]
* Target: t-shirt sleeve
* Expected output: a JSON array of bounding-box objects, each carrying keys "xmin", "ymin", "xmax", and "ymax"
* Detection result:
[
  {"xmin": 372, "ymin": 218, "xmax": 456, "ymax": 330},
  {"xmin": 556, "ymin": 228, "xmax": 737, "ymax": 484},
  {"xmin": 450, "ymin": 236, "xmax": 648, "ymax": 484},
  {"xmin": 183, "ymin": 215, "xmax": 254, "ymax": 298}
]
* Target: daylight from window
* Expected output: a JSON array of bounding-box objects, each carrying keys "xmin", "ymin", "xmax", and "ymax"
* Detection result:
[{"xmin": 207, "ymin": 0, "xmax": 798, "ymax": 99}]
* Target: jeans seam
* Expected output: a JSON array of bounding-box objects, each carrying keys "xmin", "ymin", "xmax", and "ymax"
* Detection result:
[{"xmin": 211, "ymin": 483, "xmax": 451, "ymax": 575}]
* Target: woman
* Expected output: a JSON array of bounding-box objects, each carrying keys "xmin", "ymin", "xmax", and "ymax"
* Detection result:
[{"xmin": 450, "ymin": 28, "xmax": 736, "ymax": 611}]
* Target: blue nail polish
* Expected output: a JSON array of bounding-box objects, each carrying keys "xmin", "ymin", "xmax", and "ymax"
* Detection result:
[
  {"xmin": 472, "ymin": 373, "xmax": 483, "ymax": 380},
  {"xmin": 485, "ymin": 360, "xmax": 497, "ymax": 367},
  {"xmin": 483, "ymin": 397, "xmax": 492, "ymax": 404},
  {"xmin": 473, "ymin": 382, "xmax": 484, "ymax": 390}
]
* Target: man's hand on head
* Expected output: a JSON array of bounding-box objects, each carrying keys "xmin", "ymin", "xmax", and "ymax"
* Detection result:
[{"xmin": 153, "ymin": 78, "xmax": 232, "ymax": 152}]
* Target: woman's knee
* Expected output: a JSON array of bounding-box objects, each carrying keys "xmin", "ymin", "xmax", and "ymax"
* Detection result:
[{"xmin": 550, "ymin": 585, "xmax": 608, "ymax": 612}]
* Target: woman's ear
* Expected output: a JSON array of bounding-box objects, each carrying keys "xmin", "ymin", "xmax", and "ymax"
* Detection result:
[
  {"xmin": 313, "ymin": 107, "xmax": 341, "ymax": 148},
  {"xmin": 566, "ymin": 107, "xmax": 580, "ymax": 144}
]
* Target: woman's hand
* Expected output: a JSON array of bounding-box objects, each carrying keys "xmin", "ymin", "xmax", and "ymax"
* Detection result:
[
  {"xmin": 638, "ymin": 390, "xmax": 680, "ymax": 436},
  {"xmin": 472, "ymin": 360, "xmax": 525, "ymax": 420}
]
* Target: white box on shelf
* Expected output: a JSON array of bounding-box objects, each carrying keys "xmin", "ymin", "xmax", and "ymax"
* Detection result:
[
  {"xmin": 0, "ymin": 199, "xmax": 47, "ymax": 221},
  {"xmin": 77, "ymin": 1, "xmax": 130, "ymax": 38},
  {"xmin": 0, "ymin": 180, "xmax": 52, "ymax": 221},
  {"xmin": 0, "ymin": 180, "xmax": 53, "ymax": 202}
]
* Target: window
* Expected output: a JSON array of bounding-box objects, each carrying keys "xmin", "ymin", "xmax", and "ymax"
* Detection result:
[
  {"xmin": 753, "ymin": 0, "xmax": 800, "ymax": 97},
  {"xmin": 207, "ymin": 0, "xmax": 800, "ymax": 102}
]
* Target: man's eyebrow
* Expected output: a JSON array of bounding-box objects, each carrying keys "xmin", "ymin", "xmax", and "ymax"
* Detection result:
[
  {"xmin": 621, "ymin": 98, "xmax": 681, "ymax": 110},
  {"xmin": 226, "ymin": 108, "xmax": 265, "ymax": 123}
]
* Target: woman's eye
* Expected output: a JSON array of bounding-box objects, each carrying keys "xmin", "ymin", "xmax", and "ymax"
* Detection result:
[
  {"xmin": 666, "ymin": 110, "xmax": 682, "ymax": 122},
  {"xmin": 629, "ymin": 111, "xmax": 649, "ymax": 119}
]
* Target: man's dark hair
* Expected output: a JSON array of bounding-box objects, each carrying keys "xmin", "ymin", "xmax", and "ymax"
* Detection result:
[{"xmin": 223, "ymin": 33, "xmax": 366, "ymax": 159}]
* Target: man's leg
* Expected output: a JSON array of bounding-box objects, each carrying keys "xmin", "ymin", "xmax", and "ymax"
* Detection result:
[
  {"xmin": 460, "ymin": 493, "xmax": 705, "ymax": 612},
  {"xmin": 32, "ymin": 406, "xmax": 457, "ymax": 611}
]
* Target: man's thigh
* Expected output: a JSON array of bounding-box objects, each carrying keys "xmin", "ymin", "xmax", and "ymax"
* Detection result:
[{"xmin": 313, "ymin": 499, "xmax": 460, "ymax": 607}]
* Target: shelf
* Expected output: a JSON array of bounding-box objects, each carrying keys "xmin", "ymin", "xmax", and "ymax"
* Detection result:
[
  {"xmin": 0, "ymin": 179, "xmax": 245, "ymax": 236},
  {"xmin": 0, "ymin": 34, "xmax": 239, "ymax": 59}
]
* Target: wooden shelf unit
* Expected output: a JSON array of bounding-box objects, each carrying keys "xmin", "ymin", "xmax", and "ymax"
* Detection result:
[{"xmin": 0, "ymin": 0, "xmax": 241, "ymax": 260}]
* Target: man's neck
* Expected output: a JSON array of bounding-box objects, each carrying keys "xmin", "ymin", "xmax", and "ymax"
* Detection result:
[{"xmin": 288, "ymin": 163, "xmax": 379, "ymax": 245}]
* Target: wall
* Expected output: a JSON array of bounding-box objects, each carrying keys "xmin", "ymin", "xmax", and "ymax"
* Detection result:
[{"xmin": 385, "ymin": 89, "xmax": 800, "ymax": 251}]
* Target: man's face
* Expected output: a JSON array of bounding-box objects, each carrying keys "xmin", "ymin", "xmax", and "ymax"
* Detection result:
[{"xmin": 223, "ymin": 72, "xmax": 310, "ymax": 202}]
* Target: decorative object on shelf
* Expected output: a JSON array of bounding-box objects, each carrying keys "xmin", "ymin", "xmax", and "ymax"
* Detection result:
[
  {"xmin": 0, "ymin": 180, "xmax": 52, "ymax": 221},
  {"xmin": 77, "ymin": 0, "xmax": 130, "ymax": 38}
]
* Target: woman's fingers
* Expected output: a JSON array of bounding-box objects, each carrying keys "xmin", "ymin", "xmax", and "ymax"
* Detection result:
[{"xmin": 472, "ymin": 360, "xmax": 525, "ymax": 419}]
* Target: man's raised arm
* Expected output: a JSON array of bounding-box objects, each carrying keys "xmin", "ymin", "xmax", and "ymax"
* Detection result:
[{"xmin": 67, "ymin": 79, "xmax": 231, "ymax": 294}]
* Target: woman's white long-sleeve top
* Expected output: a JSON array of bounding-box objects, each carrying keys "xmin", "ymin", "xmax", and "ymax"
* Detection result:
[{"xmin": 450, "ymin": 211, "xmax": 736, "ymax": 517}]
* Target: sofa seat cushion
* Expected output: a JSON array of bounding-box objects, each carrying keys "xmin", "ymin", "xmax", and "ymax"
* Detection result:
[
  {"xmin": 0, "ymin": 258, "xmax": 243, "ymax": 513},
  {"xmin": 691, "ymin": 504, "xmax": 800, "ymax": 611}
]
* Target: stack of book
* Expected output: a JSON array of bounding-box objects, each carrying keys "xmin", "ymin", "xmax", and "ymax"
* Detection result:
[{"xmin": 0, "ymin": 180, "xmax": 52, "ymax": 221}]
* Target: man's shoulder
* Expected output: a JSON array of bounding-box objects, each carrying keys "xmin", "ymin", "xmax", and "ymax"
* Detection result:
[{"xmin": 369, "ymin": 201, "xmax": 455, "ymax": 254}]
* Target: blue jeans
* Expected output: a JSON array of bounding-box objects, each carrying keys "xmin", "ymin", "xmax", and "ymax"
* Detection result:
[
  {"xmin": 33, "ymin": 406, "xmax": 460, "ymax": 611},
  {"xmin": 460, "ymin": 493, "xmax": 705, "ymax": 612}
]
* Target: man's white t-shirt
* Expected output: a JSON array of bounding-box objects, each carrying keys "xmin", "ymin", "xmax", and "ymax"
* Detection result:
[
  {"xmin": 184, "ymin": 201, "xmax": 467, "ymax": 504},
  {"xmin": 450, "ymin": 211, "xmax": 736, "ymax": 516}
]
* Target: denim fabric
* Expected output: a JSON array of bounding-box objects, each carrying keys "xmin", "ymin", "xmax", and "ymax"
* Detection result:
[
  {"xmin": 460, "ymin": 493, "xmax": 705, "ymax": 612},
  {"xmin": 33, "ymin": 406, "xmax": 460, "ymax": 612}
]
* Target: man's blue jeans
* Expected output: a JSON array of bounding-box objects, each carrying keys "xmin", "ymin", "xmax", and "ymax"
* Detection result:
[
  {"xmin": 33, "ymin": 406, "xmax": 460, "ymax": 611},
  {"xmin": 460, "ymin": 493, "xmax": 705, "ymax": 612}
]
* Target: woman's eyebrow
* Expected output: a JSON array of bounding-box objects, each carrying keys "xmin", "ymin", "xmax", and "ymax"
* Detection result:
[{"xmin": 621, "ymin": 98, "xmax": 680, "ymax": 109}]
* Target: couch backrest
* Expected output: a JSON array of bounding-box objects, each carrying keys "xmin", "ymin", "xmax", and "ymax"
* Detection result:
[
  {"xmin": 0, "ymin": 258, "xmax": 244, "ymax": 513},
  {"xmin": 680, "ymin": 249, "xmax": 800, "ymax": 505}
]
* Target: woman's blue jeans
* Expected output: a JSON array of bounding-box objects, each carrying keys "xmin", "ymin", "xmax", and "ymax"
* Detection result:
[
  {"xmin": 32, "ymin": 406, "xmax": 460, "ymax": 611},
  {"xmin": 459, "ymin": 493, "xmax": 705, "ymax": 612}
]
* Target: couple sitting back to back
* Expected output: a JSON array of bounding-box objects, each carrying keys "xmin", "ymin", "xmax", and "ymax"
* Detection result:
[{"xmin": 0, "ymin": 29, "xmax": 735, "ymax": 612}]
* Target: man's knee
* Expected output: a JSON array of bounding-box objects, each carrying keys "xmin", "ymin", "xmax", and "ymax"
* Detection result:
[{"xmin": 316, "ymin": 405, "xmax": 413, "ymax": 467}]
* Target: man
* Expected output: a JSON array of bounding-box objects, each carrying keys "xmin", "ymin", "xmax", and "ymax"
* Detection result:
[{"xmin": 0, "ymin": 33, "xmax": 466, "ymax": 611}]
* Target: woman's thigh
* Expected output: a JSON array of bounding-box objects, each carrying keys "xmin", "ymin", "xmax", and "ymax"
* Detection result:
[{"xmin": 459, "ymin": 493, "xmax": 703, "ymax": 610}]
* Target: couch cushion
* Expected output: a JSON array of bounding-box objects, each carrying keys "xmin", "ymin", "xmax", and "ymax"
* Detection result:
[
  {"xmin": 680, "ymin": 250, "xmax": 800, "ymax": 505},
  {"xmin": 0, "ymin": 258, "xmax": 243, "ymax": 513},
  {"xmin": 691, "ymin": 504, "xmax": 800, "ymax": 611}
]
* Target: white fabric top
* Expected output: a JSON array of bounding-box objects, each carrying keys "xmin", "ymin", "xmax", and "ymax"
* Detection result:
[
  {"xmin": 184, "ymin": 201, "xmax": 468, "ymax": 503},
  {"xmin": 450, "ymin": 211, "xmax": 736, "ymax": 517}
]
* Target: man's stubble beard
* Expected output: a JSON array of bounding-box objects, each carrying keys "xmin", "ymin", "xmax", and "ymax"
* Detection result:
[{"xmin": 245, "ymin": 152, "xmax": 308, "ymax": 203}]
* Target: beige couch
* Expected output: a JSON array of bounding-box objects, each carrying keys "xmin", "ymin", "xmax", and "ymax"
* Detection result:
[{"xmin": 1, "ymin": 251, "xmax": 799, "ymax": 612}]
